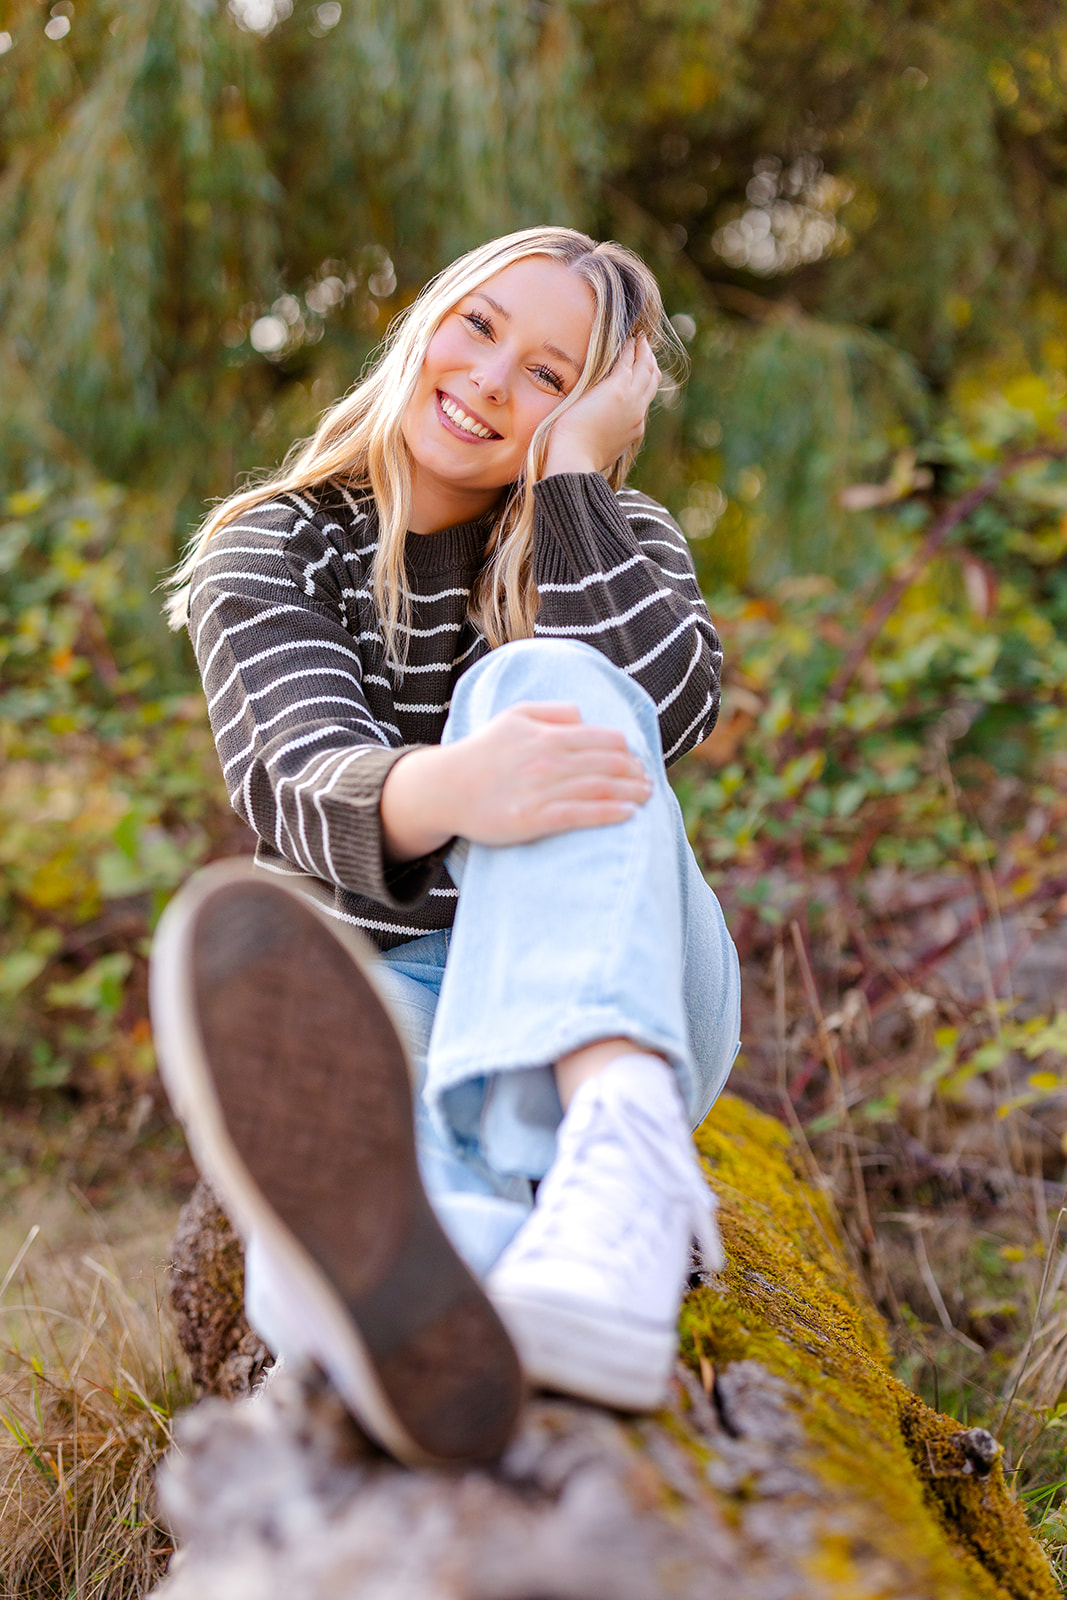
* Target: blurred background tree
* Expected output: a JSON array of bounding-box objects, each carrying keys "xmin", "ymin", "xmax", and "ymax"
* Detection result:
[
  {"xmin": 0, "ymin": 0, "xmax": 593, "ymax": 501},
  {"xmin": 3, "ymin": 0, "xmax": 1067, "ymax": 584}
]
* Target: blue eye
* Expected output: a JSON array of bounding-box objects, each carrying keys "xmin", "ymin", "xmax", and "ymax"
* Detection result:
[
  {"xmin": 533, "ymin": 365, "xmax": 565, "ymax": 394},
  {"xmin": 464, "ymin": 312, "xmax": 493, "ymax": 337}
]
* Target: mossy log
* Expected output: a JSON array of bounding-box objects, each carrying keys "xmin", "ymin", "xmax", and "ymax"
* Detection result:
[{"xmin": 157, "ymin": 1094, "xmax": 1057, "ymax": 1600}]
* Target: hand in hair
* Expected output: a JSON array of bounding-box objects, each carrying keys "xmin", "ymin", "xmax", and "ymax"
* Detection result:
[
  {"xmin": 543, "ymin": 336, "xmax": 662, "ymax": 479},
  {"xmin": 380, "ymin": 703, "xmax": 653, "ymax": 862},
  {"xmin": 547, "ymin": 337, "xmax": 662, "ymax": 480}
]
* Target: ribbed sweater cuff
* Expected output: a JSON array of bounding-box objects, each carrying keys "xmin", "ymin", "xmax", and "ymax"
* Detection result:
[
  {"xmin": 533, "ymin": 473, "xmax": 639, "ymax": 586},
  {"xmin": 317, "ymin": 745, "xmax": 449, "ymax": 909}
]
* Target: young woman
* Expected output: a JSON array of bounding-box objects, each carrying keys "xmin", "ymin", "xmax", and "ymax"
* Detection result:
[{"xmin": 151, "ymin": 226, "xmax": 741, "ymax": 1469}]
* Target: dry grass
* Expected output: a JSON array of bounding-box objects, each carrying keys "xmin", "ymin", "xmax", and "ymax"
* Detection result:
[{"xmin": 0, "ymin": 1192, "xmax": 192, "ymax": 1599}]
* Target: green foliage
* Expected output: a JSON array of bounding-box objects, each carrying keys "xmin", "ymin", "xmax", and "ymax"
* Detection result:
[
  {"xmin": 585, "ymin": 0, "xmax": 1067, "ymax": 577},
  {"xmin": 674, "ymin": 371, "xmax": 1067, "ymax": 898},
  {"xmin": 0, "ymin": 479, "xmax": 226, "ymax": 1096},
  {"xmin": 0, "ymin": 0, "xmax": 595, "ymax": 497},
  {"xmin": 585, "ymin": 0, "xmax": 1067, "ymax": 366},
  {"xmin": 678, "ymin": 556, "xmax": 1066, "ymax": 881},
  {"xmin": 5, "ymin": 0, "xmax": 1067, "ymax": 589}
]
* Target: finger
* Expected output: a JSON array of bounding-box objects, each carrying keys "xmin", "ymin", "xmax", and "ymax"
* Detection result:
[
  {"xmin": 571, "ymin": 753, "xmax": 650, "ymax": 782},
  {"xmin": 547, "ymin": 747, "xmax": 650, "ymax": 782},
  {"xmin": 637, "ymin": 350, "xmax": 661, "ymax": 396},
  {"xmin": 517, "ymin": 702, "xmax": 583, "ymax": 724},
  {"xmin": 634, "ymin": 334, "xmax": 658, "ymax": 375},
  {"xmin": 548, "ymin": 775, "xmax": 653, "ymax": 805},
  {"xmin": 537, "ymin": 799, "xmax": 639, "ymax": 835},
  {"xmin": 546, "ymin": 724, "xmax": 633, "ymax": 755},
  {"xmin": 610, "ymin": 337, "xmax": 637, "ymax": 377}
]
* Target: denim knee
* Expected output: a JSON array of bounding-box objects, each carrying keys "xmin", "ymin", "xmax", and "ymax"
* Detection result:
[{"xmin": 446, "ymin": 639, "xmax": 662, "ymax": 762}]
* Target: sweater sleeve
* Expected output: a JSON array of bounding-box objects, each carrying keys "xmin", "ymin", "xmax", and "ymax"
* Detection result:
[
  {"xmin": 187, "ymin": 496, "xmax": 443, "ymax": 908},
  {"xmin": 532, "ymin": 473, "xmax": 723, "ymax": 762}
]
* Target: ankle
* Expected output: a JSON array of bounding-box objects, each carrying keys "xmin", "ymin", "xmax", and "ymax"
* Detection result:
[{"xmin": 555, "ymin": 1039, "xmax": 669, "ymax": 1110}]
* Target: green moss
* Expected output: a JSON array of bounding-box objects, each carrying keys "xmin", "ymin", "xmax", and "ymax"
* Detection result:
[{"xmin": 683, "ymin": 1093, "xmax": 1059, "ymax": 1600}]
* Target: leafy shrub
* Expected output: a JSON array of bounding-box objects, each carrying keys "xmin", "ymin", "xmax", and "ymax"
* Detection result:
[{"xmin": 0, "ymin": 479, "xmax": 232, "ymax": 1099}]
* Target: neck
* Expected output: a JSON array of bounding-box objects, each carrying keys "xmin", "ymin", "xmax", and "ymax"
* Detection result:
[{"xmin": 407, "ymin": 466, "xmax": 501, "ymax": 535}]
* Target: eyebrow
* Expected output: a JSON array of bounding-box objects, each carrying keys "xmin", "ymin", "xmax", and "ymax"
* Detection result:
[{"xmin": 470, "ymin": 292, "xmax": 582, "ymax": 374}]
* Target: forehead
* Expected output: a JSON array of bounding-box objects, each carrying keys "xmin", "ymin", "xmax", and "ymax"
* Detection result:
[{"xmin": 463, "ymin": 256, "xmax": 595, "ymax": 360}]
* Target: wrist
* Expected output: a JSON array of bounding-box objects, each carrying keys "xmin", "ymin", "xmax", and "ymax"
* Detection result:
[
  {"xmin": 542, "ymin": 440, "xmax": 602, "ymax": 479},
  {"xmin": 380, "ymin": 745, "xmax": 460, "ymax": 863}
]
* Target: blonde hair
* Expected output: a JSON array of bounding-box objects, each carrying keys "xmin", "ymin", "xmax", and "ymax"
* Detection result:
[{"xmin": 166, "ymin": 226, "xmax": 684, "ymax": 663}]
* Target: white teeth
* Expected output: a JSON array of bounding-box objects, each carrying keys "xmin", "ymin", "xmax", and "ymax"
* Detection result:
[{"xmin": 440, "ymin": 394, "xmax": 494, "ymax": 439}]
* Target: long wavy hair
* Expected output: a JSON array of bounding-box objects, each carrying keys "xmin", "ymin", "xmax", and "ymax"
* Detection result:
[{"xmin": 166, "ymin": 226, "xmax": 684, "ymax": 664}]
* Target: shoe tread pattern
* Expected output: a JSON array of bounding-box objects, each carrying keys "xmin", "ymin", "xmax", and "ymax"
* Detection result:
[{"xmin": 190, "ymin": 882, "xmax": 521, "ymax": 1462}]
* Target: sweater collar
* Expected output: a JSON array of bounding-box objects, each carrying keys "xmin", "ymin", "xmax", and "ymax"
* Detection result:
[
  {"xmin": 329, "ymin": 482, "xmax": 496, "ymax": 578},
  {"xmin": 402, "ymin": 511, "xmax": 494, "ymax": 578}
]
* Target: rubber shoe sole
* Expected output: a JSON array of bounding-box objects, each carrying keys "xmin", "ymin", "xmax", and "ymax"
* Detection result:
[
  {"xmin": 150, "ymin": 859, "xmax": 523, "ymax": 1467},
  {"xmin": 488, "ymin": 1283, "xmax": 674, "ymax": 1411}
]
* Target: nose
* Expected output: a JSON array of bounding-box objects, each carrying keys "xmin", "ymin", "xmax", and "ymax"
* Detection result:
[{"xmin": 469, "ymin": 348, "xmax": 511, "ymax": 406}]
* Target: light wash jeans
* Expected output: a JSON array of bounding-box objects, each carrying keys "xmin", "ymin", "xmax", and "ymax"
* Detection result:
[{"xmin": 245, "ymin": 639, "xmax": 740, "ymax": 1340}]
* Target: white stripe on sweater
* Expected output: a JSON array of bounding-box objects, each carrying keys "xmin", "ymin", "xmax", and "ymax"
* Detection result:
[
  {"xmin": 199, "ymin": 602, "xmax": 324, "ymax": 681},
  {"xmin": 647, "ymin": 632, "xmax": 703, "ymax": 716},
  {"xmin": 213, "ymin": 666, "xmax": 371, "ymax": 757},
  {"xmin": 302, "ymin": 547, "xmax": 336, "ymax": 593},
  {"xmin": 196, "ymin": 543, "xmax": 294, "ymax": 562},
  {"xmin": 314, "ymin": 747, "xmax": 374, "ymax": 883},
  {"xmin": 190, "ymin": 568, "xmax": 293, "ymax": 609},
  {"xmin": 623, "ymin": 613, "xmax": 714, "ymax": 679},
  {"xmin": 663, "ymin": 689, "xmax": 716, "ymax": 761},
  {"xmin": 538, "ymin": 552, "xmax": 645, "ymax": 593},
  {"xmin": 535, "ymin": 587, "xmax": 676, "ymax": 637},
  {"xmin": 217, "ymin": 688, "xmax": 376, "ymax": 747},
  {"xmin": 624, "ymin": 508, "xmax": 689, "ymax": 538},
  {"xmin": 396, "ymin": 618, "xmax": 466, "ymax": 638},
  {"xmin": 192, "ymin": 590, "xmax": 230, "ymax": 654},
  {"xmin": 207, "ymin": 635, "xmax": 361, "ymax": 713},
  {"xmin": 221, "ymin": 698, "xmax": 389, "ymax": 775}
]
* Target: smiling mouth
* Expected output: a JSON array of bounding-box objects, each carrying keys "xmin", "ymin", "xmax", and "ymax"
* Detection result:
[{"xmin": 435, "ymin": 390, "xmax": 502, "ymax": 441}]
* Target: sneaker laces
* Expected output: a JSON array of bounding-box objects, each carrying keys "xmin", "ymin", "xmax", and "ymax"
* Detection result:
[{"xmin": 515, "ymin": 1067, "xmax": 724, "ymax": 1277}]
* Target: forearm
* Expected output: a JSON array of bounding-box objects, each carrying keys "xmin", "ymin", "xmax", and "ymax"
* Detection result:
[
  {"xmin": 380, "ymin": 744, "xmax": 462, "ymax": 863},
  {"xmin": 381, "ymin": 705, "xmax": 652, "ymax": 860}
]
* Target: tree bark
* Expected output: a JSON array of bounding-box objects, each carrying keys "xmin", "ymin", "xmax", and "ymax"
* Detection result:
[{"xmin": 158, "ymin": 1094, "xmax": 1057, "ymax": 1600}]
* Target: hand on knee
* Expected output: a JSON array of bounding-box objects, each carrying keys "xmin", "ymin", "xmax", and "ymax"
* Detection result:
[{"xmin": 382, "ymin": 703, "xmax": 653, "ymax": 860}]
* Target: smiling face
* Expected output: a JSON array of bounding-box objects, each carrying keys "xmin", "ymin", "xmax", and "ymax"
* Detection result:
[{"xmin": 401, "ymin": 255, "xmax": 596, "ymax": 533}]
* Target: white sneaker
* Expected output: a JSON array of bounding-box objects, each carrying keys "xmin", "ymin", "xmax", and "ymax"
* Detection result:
[{"xmin": 486, "ymin": 1053, "xmax": 723, "ymax": 1411}]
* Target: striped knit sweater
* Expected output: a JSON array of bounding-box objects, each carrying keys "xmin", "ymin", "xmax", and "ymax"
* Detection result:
[{"xmin": 189, "ymin": 470, "xmax": 723, "ymax": 949}]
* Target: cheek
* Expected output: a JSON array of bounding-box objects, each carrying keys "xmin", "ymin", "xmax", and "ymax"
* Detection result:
[
  {"xmin": 421, "ymin": 324, "xmax": 465, "ymax": 384},
  {"xmin": 510, "ymin": 394, "xmax": 563, "ymax": 456}
]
